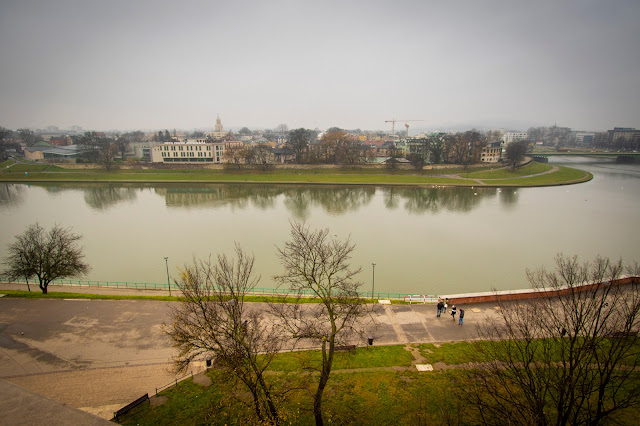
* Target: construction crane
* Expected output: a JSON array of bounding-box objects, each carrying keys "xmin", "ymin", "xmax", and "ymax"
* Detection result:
[{"xmin": 385, "ymin": 119, "xmax": 425, "ymax": 137}]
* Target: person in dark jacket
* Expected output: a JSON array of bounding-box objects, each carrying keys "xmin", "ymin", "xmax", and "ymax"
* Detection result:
[
  {"xmin": 450, "ymin": 305, "xmax": 457, "ymax": 321},
  {"xmin": 458, "ymin": 309, "xmax": 465, "ymax": 326},
  {"xmin": 437, "ymin": 299, "xmax": 444, "ymax": 317}
]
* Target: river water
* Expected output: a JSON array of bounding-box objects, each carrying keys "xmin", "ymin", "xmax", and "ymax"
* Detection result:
[{"xmin": 1, "ymin": 157, "xmax": 639, "ymax": 296}]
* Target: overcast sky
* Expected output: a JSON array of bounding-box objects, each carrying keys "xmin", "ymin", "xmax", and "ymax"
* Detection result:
[{"xmin": 1, "ymin": 0, "xmax": 638, "ymax": 133}]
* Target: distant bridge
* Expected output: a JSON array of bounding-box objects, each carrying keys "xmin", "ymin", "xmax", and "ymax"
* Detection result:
[{"xmin": 531, "ymin": 152, "xmax": 640, "ymax": 158}]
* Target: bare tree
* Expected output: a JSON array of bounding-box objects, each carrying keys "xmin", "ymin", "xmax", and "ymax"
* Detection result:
[
  {"xmin": 223, "ymin": 144, "xmax": 246, "ymax": 169},
  {"xmin": 287, "ymin": 128, "xmax": 313, "ymax": 163},
  {"xmin": 504, "ymin": 140, "xmax": 528, "ymax": 169},
  {"xmin": 468, "ymin": 254, "xmax": 640, "ymax": 425},
  {"xmin": 272, "ymin": 221, "xmax": 369, "ymax": 426},
  {"xmin": 275, "ymin": 123, "xmax": 288, "ymax": 135},
  {"xmin": 17, "ymin": 128, "xmax": 43, "ymax": 147},
  {"xmin": 2, "ymin": 223, "xmax": 90, "ymax": 294},
  {"xmin": 78, "ymin": 131, "xmax": 118, "ymax": 170},
  {"xmin": 244, "ymin": 143, "xmax": 272, "ymax": 170},
  {"xmin": 166, "ymin": 245, "xmax": 282, "ymax": 424}
]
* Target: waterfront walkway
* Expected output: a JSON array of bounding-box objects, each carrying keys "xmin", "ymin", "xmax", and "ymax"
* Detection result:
[
  {"xmin": 3, "ymin": 278, "xmax": 635, "ymax": 423},
  {"xmin": 0, "ymin": 282, "xmax": 502, "ymax": 421}
]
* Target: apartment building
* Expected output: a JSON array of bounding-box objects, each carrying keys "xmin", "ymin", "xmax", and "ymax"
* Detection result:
[
  {"xmin": 150, "ymin": 140, "xmax": 225, "ymax": 163},
  {"xmin": 502, "ymin": 132, "xmax": 529, "ymax": 143},
  {"xmin": 480, "ymin": 141, "xmax": 504, "ymax": 163}
]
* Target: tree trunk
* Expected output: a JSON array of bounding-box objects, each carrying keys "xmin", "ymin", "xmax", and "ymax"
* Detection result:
[{"xmin": 313, "ymin": 337, "xmax": 336, "ymax": 426}]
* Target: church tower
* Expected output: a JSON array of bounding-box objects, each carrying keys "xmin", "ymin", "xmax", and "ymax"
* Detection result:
[{"xmin": 215, "ymin": 115, "xmax": 223, "ymax": 133}]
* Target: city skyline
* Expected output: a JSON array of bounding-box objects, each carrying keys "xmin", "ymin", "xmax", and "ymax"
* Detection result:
[{"xmin": 1, "ymin": 0, "xmax": 638, "ymax": 133}]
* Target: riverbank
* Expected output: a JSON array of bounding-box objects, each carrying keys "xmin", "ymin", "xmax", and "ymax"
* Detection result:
[{"xmin": 0, "ymin": 159, "xmax": 592, "ymax": 187}]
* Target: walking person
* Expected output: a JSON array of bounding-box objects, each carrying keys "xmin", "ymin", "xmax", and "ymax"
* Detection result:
[
  {"xmin": 437, "ymin": 299, "xmax": 443, "ymax": 317},
  {"xmin": 450, "ymin": 305, "xmax": 457, "ymax": 321},
  {"xmin": 443, "ymin": 298, "xmax": 449, "ymax": 314},
  {"xmin": 458, "ymin": 309, "xmax": 464, "ymax": 326}
]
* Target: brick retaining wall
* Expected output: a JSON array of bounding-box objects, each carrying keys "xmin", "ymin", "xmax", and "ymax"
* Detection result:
[{"xmin": 446, "ymin": 276, "xmax": 638, "ymax": 305}]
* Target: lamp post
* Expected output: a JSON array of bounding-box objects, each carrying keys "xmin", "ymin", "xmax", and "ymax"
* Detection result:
[
  {"xmin": 164, "ymin": 257, "xmax": 171, "ymax": 296},
  {"xmin": 371, "ymin": 262, "xmax": 376, "ymax": 301}
]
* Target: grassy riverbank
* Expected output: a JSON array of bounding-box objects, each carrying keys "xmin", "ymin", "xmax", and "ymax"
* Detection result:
[
  {"xmin": 0, "ymin": 160, "xmax": 592, "ymax": 187},
  {"xmin": 116, "ymin": 341, "xmax": 639, "ymax": 425}
]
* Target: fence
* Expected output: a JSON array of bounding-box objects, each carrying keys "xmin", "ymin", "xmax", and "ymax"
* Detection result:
[
  {"xmin": 3, "ymin": 277, "xmax": 431, "ymax": 301},
  {"xmin": 156, "ymin": 371, "xmax": 193, "ymax": 396},
  {"xmin": 404, "ymin": 294, "xmax": 440, "ymax": 304}
]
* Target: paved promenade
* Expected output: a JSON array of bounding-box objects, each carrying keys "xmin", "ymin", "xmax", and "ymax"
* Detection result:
[{"xmin": 0, "ymin": 282, "xmax": 502, "ymax": 422}]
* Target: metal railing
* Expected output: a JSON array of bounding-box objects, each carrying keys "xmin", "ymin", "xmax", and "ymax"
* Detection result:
[
  {"xmin": 3, "ymin": 277, "xmax": 431, "ymax": 301},
  {"xmin": 156, "ymin": 371, "xmax": 193, "ymax": 396}
]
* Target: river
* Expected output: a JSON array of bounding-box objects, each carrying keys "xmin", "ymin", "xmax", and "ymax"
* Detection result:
[{"xmin": 1, "ymin": 157, "xmax": 639, "ymax": 296}]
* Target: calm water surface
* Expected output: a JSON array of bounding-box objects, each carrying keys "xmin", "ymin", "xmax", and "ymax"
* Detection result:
[{"xmin": 1, "ymin": 157, "xmax": 639, "ymax": 295}]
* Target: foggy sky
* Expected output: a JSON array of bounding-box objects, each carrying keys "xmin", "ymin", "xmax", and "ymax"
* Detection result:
[{"xmin": 1, "ymin": 0, "xmax": 638, "ymax": 133}]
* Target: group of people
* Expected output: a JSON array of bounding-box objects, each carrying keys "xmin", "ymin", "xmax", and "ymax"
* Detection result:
[{"xmin": 436, "ymin": 298, "xmax": 464, "ymax": 326}]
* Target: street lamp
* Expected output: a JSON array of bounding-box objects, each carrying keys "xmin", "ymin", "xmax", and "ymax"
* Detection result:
[
  {"xmin": 371, "ymin": 262, "xmax": 376, "ymax": 301},
  {"xmin": 164, "ymin": 257, "xmax": 171, "ymax": 296}
]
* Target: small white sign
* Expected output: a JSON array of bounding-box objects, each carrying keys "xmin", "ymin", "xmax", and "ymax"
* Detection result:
[
  {"xmin": 415, "ymin": 364, "xmax": 433, "ymax": 371},
  {"xmin": 378, "ymin": 299, "xmax": 391, "ymax": 305}
]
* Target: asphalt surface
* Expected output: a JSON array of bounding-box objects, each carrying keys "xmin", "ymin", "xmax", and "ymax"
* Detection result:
[{"xmin": 0, "ymin": 283, "xmax": 503, "ymax": 422}]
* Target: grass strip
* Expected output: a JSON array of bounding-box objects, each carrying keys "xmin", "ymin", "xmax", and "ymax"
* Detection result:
[
  {"xmin": 0, "ymin": 160, "xmax": 591, "ymax": 187},
  {"xmin": 485, "ymin": 166, "xmax": 591, "ymax": 186},
  {"xmin": 0, "ymin": 289, "xmax": 406, "ymax": 304},
  {"xmin": 0, "ymin": 170, "xmax": 474, "ymax": 185},
  {"xmin": 460, "ymin": 162, "xmax": 551, "ymax": 179},
  {"xmin": 267, "ymin": 344, "xmax": 412, "ymax": 372}
]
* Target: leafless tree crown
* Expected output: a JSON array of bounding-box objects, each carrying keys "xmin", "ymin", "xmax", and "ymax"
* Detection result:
[{"xmin": 469, "ymin": 254, "xmax": 640, "ymax": 425}]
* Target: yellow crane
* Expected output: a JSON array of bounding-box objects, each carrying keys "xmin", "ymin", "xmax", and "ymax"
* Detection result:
[{"xmin": 385, "ymin": 119, "xmax": 425, "ymax": 137}]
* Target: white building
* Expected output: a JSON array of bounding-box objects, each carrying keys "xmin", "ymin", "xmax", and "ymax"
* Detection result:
[
  {"xmin": 150, "ymin": 140, "xmax": 225, "ymax": 163},
  {"xmin": 502, "ymin": 132, "xmax": 529, "ymax": 143},
  {"xmin": 574, "ymin": 131, "xmax": 595, "ymax": 146}
]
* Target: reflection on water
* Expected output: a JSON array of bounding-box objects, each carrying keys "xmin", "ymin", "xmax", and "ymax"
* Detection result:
[
  {"xmin": 1, "ymin": 157, "xmax": 638, "ymax": 295},
  {"xmin": 155, "ymin": 184, "xmax": 377, "ymax": 217},
  {"xmin": 13, "ymin": 182, "xmax": 139, "ymax": 211},
  {"xmin": 83, "ymin": 186, "xmax": 137, "ymax": 210},
  {"xmin": 392, "ymin": 187, "xmax": 518, "ymax": 214},
  {"xmin": 0, "ymin": 182, "xmax": 514, "ymax": 216},
  {"xmin": 0, "ymin": 183, "xmax": 26, "ymax": 209}
]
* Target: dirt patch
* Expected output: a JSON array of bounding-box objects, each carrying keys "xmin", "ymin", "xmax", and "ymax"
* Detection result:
[
  {"xmin": 404, "ymin": 343, "xmax": 427, "ymax": 365},
  {"xmin": 150, "ymin": 395, "xmax": 168, "ymax": 407},
  {"xmin": 193, "ymin": 371, "xmax": 212, "ymax": 387}
]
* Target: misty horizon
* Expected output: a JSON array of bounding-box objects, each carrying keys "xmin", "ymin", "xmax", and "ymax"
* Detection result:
[{"xmin": 1, "ymin": 1, "xmax": 638, "ymax": 133}]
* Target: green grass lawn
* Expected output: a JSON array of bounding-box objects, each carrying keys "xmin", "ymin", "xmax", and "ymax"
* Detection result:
[
  {"xmin": 3, "ymin": 163, "xmax": 64, "ymax": 172},
  {"xmin": 267, "ymin": 345, "xmax": 412, "ymax": 372},
  {"xmin": 119, "ymin": 361, "xmax": 472, "ymax": 425},
  {"xmin": 460, "ymin": 161, "xmax": 551, "ymax": 179},
  {"xmin": 0, "ymin": 289, "xmax": 179, "ymax": 302},
  {"xmin": 0, "ymin": 160, "xmax": 591, "ymax": 187},
  {"xmin": 0, "ymin": 169, "xmax": 475, "ymax": 185},
  {"xmin": 487, "ymin": 166, "xmax": 591, "ymax": 186},
  {"xmin": 117, "ymin": 339, "xmax": 640, "ymax": 425}
]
